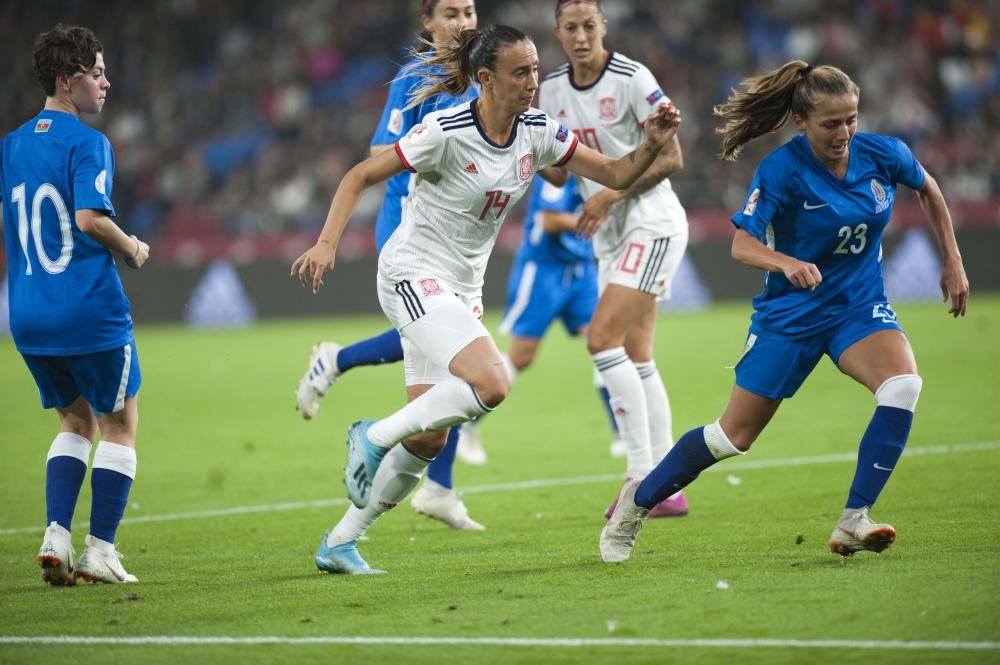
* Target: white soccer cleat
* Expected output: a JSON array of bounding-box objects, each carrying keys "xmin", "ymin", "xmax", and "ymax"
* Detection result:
[
  {"xmin": 599, "ymin": 478, "xmax": 649, "ymax": 563},
  {"xmin": 76, "ymin": 535, "xmax": 138, "ymax": 584},
  {"xmin": 411, "ymin": 480, "xmax": 485, "ymax": 531},
  {"xmin": 608, "ymin": 438, "xmax": 627, "ymax": 458},
  {"xmin": 456, "ymin": 422, "xmax": 487, "ymax": 465},
  {"xmin": 37, "ymin": 521, "xmax": 75, "ymax": 587},
  {"xmin": 296, "ymin": 342, "xmax": 342, "ymax": 420},
  {"xmin": 828, "ymin": 506, "xmax": 896, "ymax": 556}
]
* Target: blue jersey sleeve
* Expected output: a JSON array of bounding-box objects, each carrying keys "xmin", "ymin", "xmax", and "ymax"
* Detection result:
[
  {"xmin": 370, "ymin": 70, "xmax": 422, "ymax": 147},
  {"xmin": 731, "ymin": 158, "xmax": 786, "ymax": 240},
  {"xmin": 536, "ymin": 177, "xmax": 582, "ymax": 215},
  {"xmin": 883, "ymin": 135, "xmax": 925, "ymax": 191},
  {"xmin": 72, "ymin": 133, "xmax": 116, "ymax": 216}
]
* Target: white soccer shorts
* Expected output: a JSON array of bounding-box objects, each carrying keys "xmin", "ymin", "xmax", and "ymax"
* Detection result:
[
  {"xmin": 377, "ymin": 273, "xmax": 489, "ymax": 386},
  {"xmin": 598, "ymin": 228, "xmax": 688, "ymax": 300}
]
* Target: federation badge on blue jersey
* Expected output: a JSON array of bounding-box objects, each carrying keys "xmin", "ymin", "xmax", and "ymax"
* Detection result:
[
  {"xmin": 556, "ymin": 125, "xmax": 569, "ymax": 142},
  {"xmin": 870, "ymin": 179, "xmax": 890, "ymax": 213}
]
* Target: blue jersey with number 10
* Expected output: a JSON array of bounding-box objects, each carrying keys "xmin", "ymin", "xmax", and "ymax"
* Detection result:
[
  {"xmin": 732, "ymin": 132, "xmax": 925, "ymax": 337},
  {"xmin": 1, "ymin": 110, "xmax": 132, "ymax": 355}
]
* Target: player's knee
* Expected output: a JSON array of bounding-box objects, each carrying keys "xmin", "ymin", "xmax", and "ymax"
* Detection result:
[
  {"xmin": 875, "ymin": 374, "xmax": 922, "ymax": 412},
  {"xmin": 587, "ymin": 329, "xmax": 621, "ymax": 355},
  {"xmin": 474, "ymin": 371, "xmax": 511, "ymax": 409}
]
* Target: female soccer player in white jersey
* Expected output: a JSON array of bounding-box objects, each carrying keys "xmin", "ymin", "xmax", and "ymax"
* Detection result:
[
  {"xmin": 1, "ymin": 24, "xmax": 150, "ymax": 585},
  {"xmin": 600, "ymin": 61, "xmax": 969, "ymax": 564},
  {"xmin": 291, "ymin": 23, "xmax": 681, "ymax": 573},
  {"xmin": 297, "ymin": 0, "xmax": 487, "ymax": 531},
  {"xmin": 539, "ymin": 0, "xmax": 690, "ymax": 519}
]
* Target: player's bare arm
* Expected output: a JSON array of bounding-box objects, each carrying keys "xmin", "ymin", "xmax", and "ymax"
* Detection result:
[
  {"xmin": 731, "ymin": 228, "xmax": 822, "ymax": 291},
  {"xmin": 75, "ymin": 209, "xmax": 149, "ymax": 269},
  {"xmin": 915, "ymin": 170, "xmax": 969, "ymax": 317},
  {"xmin": 292, "ymin": 146, "xmax": 406, "ymax": 294}
]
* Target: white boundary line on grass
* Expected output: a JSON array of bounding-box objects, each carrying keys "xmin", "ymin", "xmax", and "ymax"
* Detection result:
[
  {"xmin": 2, "ymin": 439, "xmax": 997, "ymax": 538},
  {"xmin": 0, "ymin": 635, "xmax": 997, "ymax": 650}
]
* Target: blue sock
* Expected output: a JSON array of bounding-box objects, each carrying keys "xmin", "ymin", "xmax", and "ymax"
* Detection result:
[
  {"xmin": 89, "ymin": 468, "xmax": 133, "ymax": 543},
  {"xmin": 46, "ymin": 457, "xmax": 87, "ymax": 530},
  {"xmin": 635, "ymin": 426, "xmax": 718, "ymax": 508},
  {"xmin": 845, "ymin": 406, "xmax": 912, "ymax": 509},
  {"xmin": 597, "ymin": 387, "xmax": 619, "ymax": 434},
  {"xmin": 426, "ymin": 426, "xmax": 460, "ymax": 489},
  {"xmin": 336, "ymin": 328, "xmax": 404, "ymax": 373}
]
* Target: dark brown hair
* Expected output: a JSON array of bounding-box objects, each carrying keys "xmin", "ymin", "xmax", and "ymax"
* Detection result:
[
  {"xmin": 407, "ymin": 24, "xmax": 529, "ymax": 108},
  {"xmin": 714, "ymin": 60, "xmax": 860, "ymax": 161},
  {"xmin": 32, "ymin": 23, "xmax": 104, "ymax": 97},
  {"xmin": 555, "ymin": 0, "xmax": 603, "ymax": 19}
]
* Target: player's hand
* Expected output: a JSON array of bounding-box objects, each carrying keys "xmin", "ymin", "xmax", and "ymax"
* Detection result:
[
  {"xmin": 643, "ymin": 102, "xmax": 681, "ymax": 150},
  {"xmin": 291, "ymin": 242, "xmax": 336, "ymax": 294},
  {"xmin": 783, "ymin": 259, "xmax": 822, "ymax": 290},
  {"xmin": 124, "ymin": 235, "xmax": 149, "ymax": 269},
  {"xmin": 577, "ymin": 189, "xmax": 618, "ymax": 240},
  {"xmin": 940, "ymin": 258, "xmax": 969, "ymax": 317}
]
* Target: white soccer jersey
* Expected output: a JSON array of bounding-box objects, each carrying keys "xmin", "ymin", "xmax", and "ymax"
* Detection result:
[
  {"xmin": 539, "ymin": 51, "xmax": 687, "ymax": 260},
  {"xmin": 380, "ymin": 99, "xmax": 578, "ymax": 296}
]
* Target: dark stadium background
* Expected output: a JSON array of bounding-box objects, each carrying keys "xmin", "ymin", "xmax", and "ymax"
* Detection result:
[{"xmin": 1, "ymin": 0, "xmax": 996, "ymax": 322}]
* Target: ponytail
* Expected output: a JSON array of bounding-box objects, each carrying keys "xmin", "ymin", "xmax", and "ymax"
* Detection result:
[
  {"xmin": 714, "ymin": 60, "xmax": 859, "ymax": 160},
  {"xmin": 405, "ymin": 24, "xmax": 529, "ymax": 109}
]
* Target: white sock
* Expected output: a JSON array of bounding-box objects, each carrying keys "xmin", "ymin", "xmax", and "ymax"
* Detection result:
[
  {"xmin": 328, "ymin": 445, "xmax": 430, "ymax": 545},
  {"xmin": 367, "ymin": 376, "xmax": 492, "ymax": 448},
  {"xmin": 635, "ymin": 360, "xmax": 673, "ymax": 464},
  {"xmin": 92, "ymin": 441, "xmax": 137, "ymax": 479},
  {"xmin": 593, "ymin": 347, "xmax": 652, "ymax": 476},
  {"xmin": 47, "ymin": 432, "xmax": 92, "ymax": 465}
]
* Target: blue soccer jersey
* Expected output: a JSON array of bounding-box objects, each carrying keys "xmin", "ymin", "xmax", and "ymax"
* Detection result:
[
  {"xmin": 370, "ymin": 55, "xmax": 478, "ymax": 251},
  {"xmin": 516, "ymin": 176, "xmax": 592, "ymax": 265},
  {"xmin": 732, "ymin": 132, "xmax": 925, "ymax": 337},
  {"xmin": 1, "ymin": 110, "xmax": 132, "ymax": 355}
]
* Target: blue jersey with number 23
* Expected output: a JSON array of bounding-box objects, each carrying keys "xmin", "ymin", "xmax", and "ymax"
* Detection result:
[{"xmin": 731, "ymin": 132, "xmax": 925, "ymax": 337}]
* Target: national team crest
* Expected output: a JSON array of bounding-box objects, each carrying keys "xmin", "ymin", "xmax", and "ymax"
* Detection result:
[
  {"xmin": 870, "ymin": 179, "xmax": 890, "ymax": 214},
  {"xmin": 599, "ymin": 96, "xmax": 617, "ymax": 121},
  {"xmin": 419, "ymin": 278, "xmax": 444, "ymax": 296},
  {"xmin": 518, "ymin": 154, "xmax": 534, "ymax": 180}
]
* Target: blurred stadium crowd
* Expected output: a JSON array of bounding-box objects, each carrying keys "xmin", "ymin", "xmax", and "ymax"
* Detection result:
[{"xmin": 2, "ymin": 0, "xmax": 997, "ymax": 263}]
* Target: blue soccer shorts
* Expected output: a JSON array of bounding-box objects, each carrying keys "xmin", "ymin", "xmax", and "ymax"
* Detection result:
[
  {"xmin": 734, "ymin": 302, "xmax": 904, "ymax": 399},
  {"xmin": 22, "ymin": 339, "xmax": 142, "ymax": 414},
  {"xmin": 499, "ymin": 257, "xmax": 598, "ymax": 338}
]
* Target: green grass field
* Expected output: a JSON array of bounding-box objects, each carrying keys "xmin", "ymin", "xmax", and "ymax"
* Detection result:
[{"xmin": 2, "ymin": 298, "xmax": 999, "ymax": 665}]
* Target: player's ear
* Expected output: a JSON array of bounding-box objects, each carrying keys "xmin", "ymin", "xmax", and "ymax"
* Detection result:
[
  {"xmin": 792, "ymin": 113, "xmax": 807, "ymax": 133},
  {"xmin": 477, "ymin": 66, "xmax": 492, "ymax": 90}
]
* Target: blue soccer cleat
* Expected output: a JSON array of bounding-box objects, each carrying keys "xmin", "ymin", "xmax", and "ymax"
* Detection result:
[
  {"xmin": 315, "ymin": 534, "xmax": 385, "ymax": 575},
  {"xmin": 344, "ymin": 420, "xmax": 389, "ymax": 508}
]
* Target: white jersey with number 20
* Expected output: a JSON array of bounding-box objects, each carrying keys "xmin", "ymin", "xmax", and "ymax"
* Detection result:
[{"xmin": 539, "ymin": 51, "xmax": 687, "ymax": 261}]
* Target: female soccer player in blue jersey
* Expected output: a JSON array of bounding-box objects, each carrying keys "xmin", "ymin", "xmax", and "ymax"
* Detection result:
[
  {"xmin": 1, "ymin": 24, "xmax": 150, "ymax": 585},
  {"xmin": 295, "ymin": 0, "xmax": 486, "ymax": 531},
  {"xmin": 600, "ymin": 60, "xmax": 969, "ymax": 563}
]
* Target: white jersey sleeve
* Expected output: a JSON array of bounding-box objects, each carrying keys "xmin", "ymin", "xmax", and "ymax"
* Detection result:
[
  {"xmin": 627, "ymin": 63, "xmax": 671, "ymax": 123},
  {"xmin": 534, "ymin": 114, "xmax": 578, "ymax": 169},
  {"xmin": 395, "ymin": 121, "xmax": 446, "ymax": 174}
]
